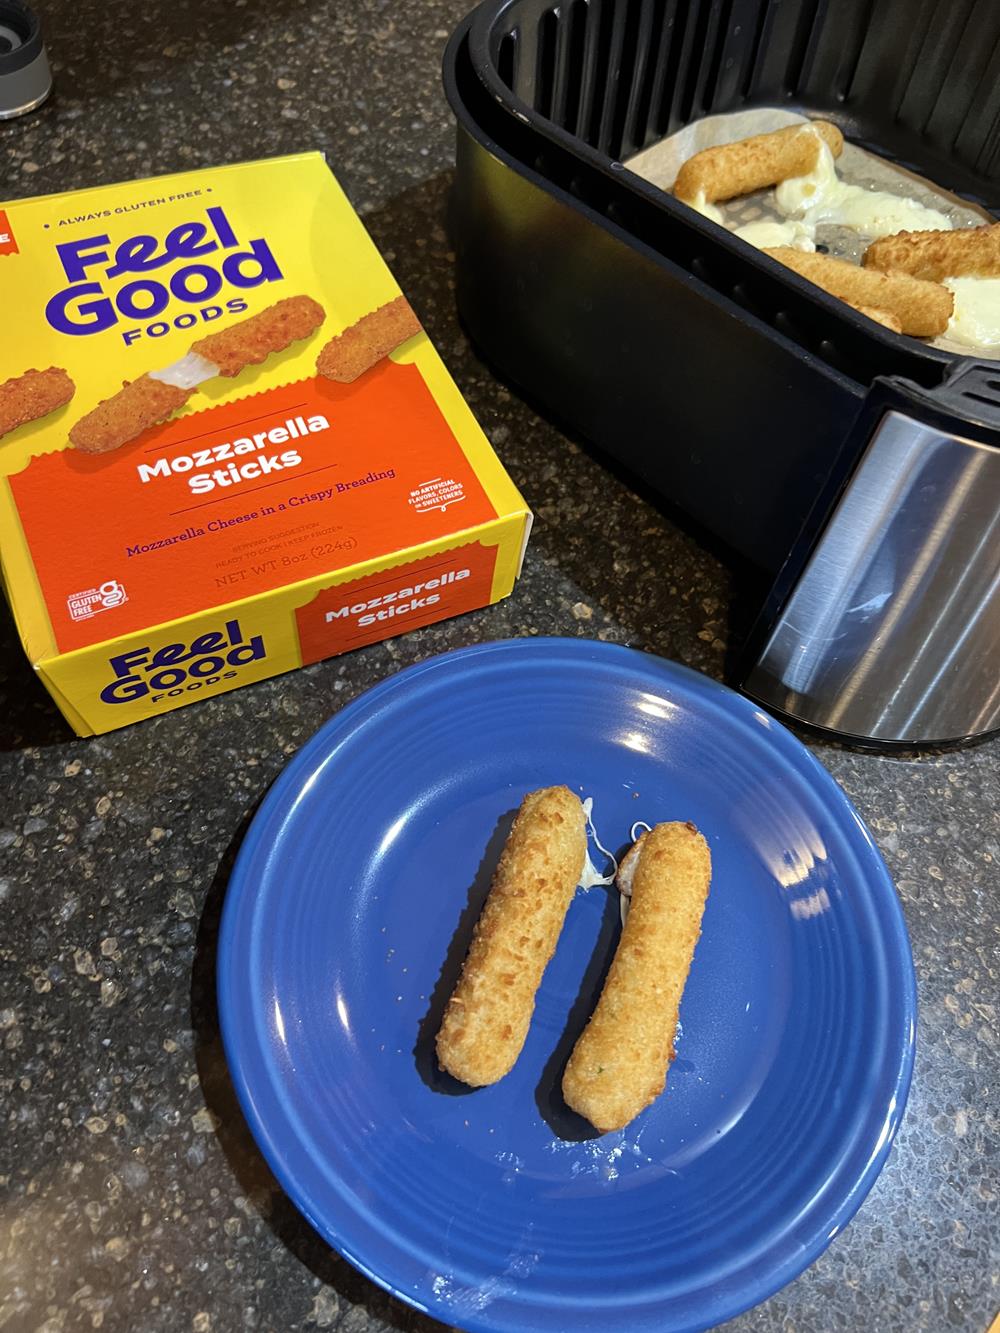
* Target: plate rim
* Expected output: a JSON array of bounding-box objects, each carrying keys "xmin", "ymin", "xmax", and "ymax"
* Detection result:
[{"xmin": 217, "ymin": 636, "xmax": 917, "ymax": 1333}]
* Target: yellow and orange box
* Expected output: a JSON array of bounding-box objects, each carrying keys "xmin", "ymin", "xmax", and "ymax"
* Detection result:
[{"xmin": 0, "ymin": 153, "xmax": 530, "ymax": 735}]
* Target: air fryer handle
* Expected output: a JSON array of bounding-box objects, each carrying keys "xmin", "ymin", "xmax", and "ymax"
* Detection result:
[{"xmin": 742, "ymin": 407, "xmax": 1000, "ymax": 747}]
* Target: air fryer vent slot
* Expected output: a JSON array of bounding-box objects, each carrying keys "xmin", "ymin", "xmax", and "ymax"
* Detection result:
[
  {"xmin": 628, "ymin": 0, "xmax": 669, "ymax": 146},
  {"xmin": 587, "ymin": 0, "xmax": 620, "ymax": 148},
  {"xmin": 559, "ymin": 1, "xmax": 589, "ymax": 135},
  {"xmin": 497, "ymin": 28, "xmax": 518, "ymax": 89},
  {"xmin": 741, "ymin": 1, "xmax": 771, "ymax": 99},
  {"xmin": 676, "ymin": 0, "xmax": 715, "ymax": 124},
  {"xmin": 606, "ymin": 0, "xmax": 644, "ymax": 155},
  {"xmin": 535, "ymin": 8, "xmax": 559, "ymax": 118},
  {"xmin": 656, "ymin": 0, "xmax": 691, "ymax": 141},
  {"xmin": 701, "ymin": 0, "xmax": 736, "ymax": 113},
  {"xmin": 784, "ymin": 0, "xmax": 823, "ymax": 97},
  {"xmin": 837, "ymin": 1, "xmax": 874, "ymax": 102}
]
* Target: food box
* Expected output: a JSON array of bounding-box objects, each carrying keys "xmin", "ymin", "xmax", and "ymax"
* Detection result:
[{"xmin": 0, "ymin": 153, "xmax": 530, "ymax": 734}]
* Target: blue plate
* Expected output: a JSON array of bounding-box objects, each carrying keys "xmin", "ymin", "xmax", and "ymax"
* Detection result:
[{"xmin": 218, "ymin": 638, "xmax": 916, "ymax": 1333}]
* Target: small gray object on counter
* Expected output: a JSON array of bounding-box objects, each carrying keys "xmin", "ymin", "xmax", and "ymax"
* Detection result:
[
  {"xmin": 1, "ymin": 2, "xmax": 998, "ymax": 1331},
  {"xmin": 0, "ymin": 1, "xmax": 51, "ymax": 120}
]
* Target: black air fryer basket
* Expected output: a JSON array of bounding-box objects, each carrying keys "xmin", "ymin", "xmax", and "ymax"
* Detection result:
[{"xmin": 443, "ymin": 0, "xmax": 1000, "ymax": 749}]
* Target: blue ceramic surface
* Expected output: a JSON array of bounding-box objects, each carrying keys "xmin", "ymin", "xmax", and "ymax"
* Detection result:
[{"xmin": 218, "ymin": 638, "xmax": 916, "ymax": 1333}]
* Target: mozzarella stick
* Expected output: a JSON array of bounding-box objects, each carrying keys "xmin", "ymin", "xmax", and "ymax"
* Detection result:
[
  {"xmin": 765, "ymin": 247, "xmax": 953, "ymax": 336},
  {"xmin": 190, "ymin": 294, "xmax": 325, "ymax": 376},
  {"xmin": 316, "ymin": 295, "xmax": 422, "ymax": 384},
  {"xmin": 562, "ymin": 822, "xmax": 711, "ymax": 1133},
  {"xmin": 0, "ymin": 367, "xmax": 75, "ymax": 441},
  {"xmin": 674, "ymin": 121, "xmax": 843, "ymax": 205},
  {"xmin": 69, "ymin": 375, "xmax": 193, "ymax": 454},
  {"xmin": 436, "ymin": 786, "xmax": 587, "ymax": 1087},
  {"xmin": 862, "ymin": 223, "xmax": 1000, "ymax": 282},
  {"xmin": 850, "ymin": 304, "xmax": 903, "ymax": 333}
]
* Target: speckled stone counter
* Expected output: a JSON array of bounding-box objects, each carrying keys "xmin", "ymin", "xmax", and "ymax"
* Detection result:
[{"xmin": 1, "ymin": 3, "xmax": 998, "ymax": 1330}]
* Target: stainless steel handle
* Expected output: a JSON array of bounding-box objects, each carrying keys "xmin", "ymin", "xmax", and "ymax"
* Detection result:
[{"xmin": 744, "ymin": 411, "xmax": 1000, "ymax": 745}]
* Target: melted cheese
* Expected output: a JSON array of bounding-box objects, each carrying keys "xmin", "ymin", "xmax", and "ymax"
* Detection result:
[
  {"xmin": 579, "ymin": 797, "xmax": 617, "ymax": 888},
  {"xmin": 944, "ymin": 277, "xmax": 1000, "ymax": 349},
  {"xmin": 775, "ymin": 136, "xmax": 953, "ymax": 240},
  {"xmin": 688, "ymin": 191, "xmax": 724, "ymax": 225},
  {"xmin": 732, "ymin": 218, "xmax": 816, "ymax": 252}
]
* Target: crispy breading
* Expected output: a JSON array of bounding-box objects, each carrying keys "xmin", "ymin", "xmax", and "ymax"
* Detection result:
[
  {"xmin": 69, "ymin": 375, "xmax": 192, "ymax": 454},
  {"xmin": 862, "ymin": 223, "xmax": 1000, "ymax": 282},
  {"xmin": 436, "ymin": 786, "xmax": 587, "ymax": 1087},
  {"xmin": 765, "ymin": 247, "xmax": 953, "ymax": 336},
  {"xmin": 191, "ymin": 295, "xmax": 325, "ymax": 376},
  {"xmin": 0, "ymin": 367, "xmax": 75, "ymax": 440},
  {"xmin": 674, "ymin": 121, "xmax": 844, "ymax": 205},
  {"xmin": 562, "ymin": 822, "xmax": 711, "ymax": 1133},
  {"xmin": 850, "ymin": 304, "xmax": 903, "ymax": 332},
  {"xmin": 316, "ymin": 295, "xmax": 422, "ymax": 384}
]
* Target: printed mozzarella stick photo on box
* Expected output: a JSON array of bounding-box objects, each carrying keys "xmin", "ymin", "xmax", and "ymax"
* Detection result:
[
  {"xmin": 69, "ymin": 295, "xmax": 328, "ymax": 454},
  {"xmin": 0, "ymin": 153, "xmax": 531, "ymax": 735},
  {"xmin": 317, "ymin": 295, "xmax": 423, "ymax": 384},
  {"xmin": 0, "ymin": 367, "xmax": 75, "ymax": 441}
]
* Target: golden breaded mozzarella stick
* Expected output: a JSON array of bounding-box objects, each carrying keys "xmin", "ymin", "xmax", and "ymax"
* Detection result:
[
  {"xmin": 862, "ymin": 223, "xmax": 1000, "ymax": 282},
  {"xmin": 850, "ymin": 304, "xmax": 903, "ymax": 333},
  {"xmin": 191, "ymin": 294, "xmax": 325, "ymax": 376},
  {"xmin": 765, "ymin": 247, "xmax": 953, "ymax": 336},
  {"xmin": 0, "ymin": 367, "xmax": 75, "ymax": 440},
  {"xmin": 563, "ymin": 822, "xmax": 711, "ymax": 1133},
  {"xmin": 436, "ymin": 786, "xmax": 587, "ymax": 1087},
  {"xmin": 674, "ymin": 121, "xmax": 843, "ymax": 205}
]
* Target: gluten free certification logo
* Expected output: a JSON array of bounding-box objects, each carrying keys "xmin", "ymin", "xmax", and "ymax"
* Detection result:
[{"xmin": 66, "ymin": 579, "xmax": 128, "ymax": 622}]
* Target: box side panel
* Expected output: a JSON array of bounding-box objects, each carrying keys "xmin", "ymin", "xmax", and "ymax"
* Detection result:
[{"xmin": 40, "ymin": 513, "xmax": 530, "ymax": 735}]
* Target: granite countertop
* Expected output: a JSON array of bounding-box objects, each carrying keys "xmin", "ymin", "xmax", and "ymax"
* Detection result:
[{"xmin": 1, "ymin": 1, "xmax": 998, "ymax": 1330}]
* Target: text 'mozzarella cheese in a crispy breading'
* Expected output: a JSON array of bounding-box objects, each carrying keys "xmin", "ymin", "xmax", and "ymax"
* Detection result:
[{"xmin": 0, "ymin": 154, "xmax": 531, "ymax": 735}]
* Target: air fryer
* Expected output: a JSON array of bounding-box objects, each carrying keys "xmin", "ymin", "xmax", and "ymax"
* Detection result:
[{"xmin": 442, "ymin": 0, "xmax": 1000, "ymax": 749}]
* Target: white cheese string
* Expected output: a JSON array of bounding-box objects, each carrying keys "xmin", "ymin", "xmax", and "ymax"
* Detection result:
[
  {"xmin": 578, "ymin": 796, "xmax": 618, "ymax": 889},
  {"xmin": 629, "ymin": 820, "xmax": 652, "ymax": 846},
  {"xmin": 579, "ymin": 802, "xmax": 655, "ymax": 927},
  {"xmin": 148, "ymin": 351, "xmax": 219, "ymax": 390},
  {"xmin": 617, "ymin": 821, "xmax": 653, "ymax": 927}
]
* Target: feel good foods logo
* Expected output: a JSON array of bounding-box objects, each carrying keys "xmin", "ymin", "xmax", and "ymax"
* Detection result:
[
  {"xmin": 44, "ymin": 206, "xmax": 282, "ymax": 346},
  {"xmin": 99, "ymin": 618, "xmax": 265, "ymax": 705}
]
